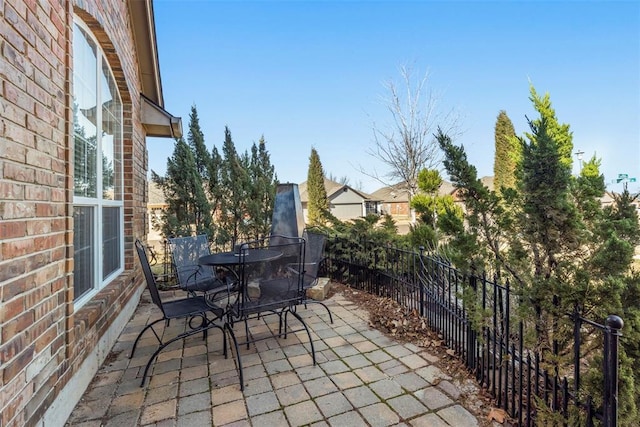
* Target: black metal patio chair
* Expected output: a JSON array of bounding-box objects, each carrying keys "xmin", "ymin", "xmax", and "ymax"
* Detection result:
[
  {"xmin": 296, "ymin": 229, "xmax": 333, "ymax": 323},
  {"xmin": 132, "ymin": 239, "xmax": 227, "ymax": 386},
  {"xmin": 168, "ymin": 235, "xmax": 236, "ymax": 303},
  {"xmin": 224, "ymin": 235, "xmax": 316, "ymax": 390}
]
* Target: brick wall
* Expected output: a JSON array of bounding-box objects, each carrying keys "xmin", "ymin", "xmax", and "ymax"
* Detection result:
[{"xmin": 0, "ymin": 1, "xmax": 150, "ymax": 425}]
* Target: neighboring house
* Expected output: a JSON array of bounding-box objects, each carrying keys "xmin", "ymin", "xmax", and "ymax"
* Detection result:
[
  {"xmin": 370, "ymin": 179, "xmax": 464, "ymax": 219},
  {"xmin": 148, "ymin": 180, "xmax": 168, "ymax": 249},
  {"xmin": 298, "ymin": 178, "xmax": 380, "ymax": 222},
  {"xmin": 0, "ymin": 1, "xmax": 181, "ymax": 426},
  {"xmin": 370, "ymin": 184, "xmax": 412, "ymax": 218}
]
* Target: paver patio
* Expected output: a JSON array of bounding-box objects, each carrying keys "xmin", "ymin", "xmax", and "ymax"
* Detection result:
[{"xmin": 65, "ymin": 288, "xmax": 486, "ymax": 426}]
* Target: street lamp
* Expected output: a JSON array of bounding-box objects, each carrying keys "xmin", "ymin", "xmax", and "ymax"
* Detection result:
[{"xmin": 575, "ymin": 150, "xmax": 584, "ymax": 172}]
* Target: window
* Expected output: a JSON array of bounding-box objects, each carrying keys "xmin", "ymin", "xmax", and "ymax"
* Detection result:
[
  {"xmin": 365, "ymin": 201, "xmax": 378, "ymax": 216},
  {"xmin": 72, "ymin": 20, "xmax": 124, "ymax": 306}
]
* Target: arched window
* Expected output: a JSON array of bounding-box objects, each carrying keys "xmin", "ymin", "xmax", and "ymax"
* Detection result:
[{"xmin": 72, "ymin": 19, "xmax": 124, "ymax": 306}]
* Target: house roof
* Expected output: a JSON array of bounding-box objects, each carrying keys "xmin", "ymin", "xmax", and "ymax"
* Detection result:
[
  {"xmin": 369, "ymin": 183, "xmax": 410, "ymax": 202},
  {"xmin": 298, "ymin": 178, "xmax": 375, "ymax": 203},
  {"xmin": 129, "ymin": 0, "xmax": 182, "ymax": 138},
  {"xmin": 370, "ymin": 180, "xmax": 460, "ymax": 203}
]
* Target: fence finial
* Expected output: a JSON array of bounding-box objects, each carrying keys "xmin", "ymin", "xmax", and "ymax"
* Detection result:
[{"xmin": 606, "ymin": 315, "xmax": 624, "ymax": 331}]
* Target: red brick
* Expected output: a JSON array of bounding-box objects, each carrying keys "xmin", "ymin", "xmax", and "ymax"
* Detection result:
[
  {"xmin": 0, "ymin": 181, "xmax": 26, "ymax": 199},
  {"xmin": 3, "ymin": 81, "xmax": 32, "ymax": 113},
  {"xmin": 2, "ymin": 387, "xmax": 25, "ymax": 427},
  {"xmin": 51, "ymin": 218, "xmax": 67, "ymax": 232},
  {"xmin": 25, "ymin": 184, "xmax": 51, "ymax": 202},
  {"xmin": 3, "ymin": 162, "xmax": 35, "ymax": 183},
  {"xmin": 23, "ymin": 0, "xmax": 37, "ymax": 14},
  {"xmin": 8, "ymin": 0, "xmax": 26, "ymax": 19},
  {"xmin": 25, "ymin": 148, "xmax": 52, "ymax": 169},
  {"xmin": 2, "ymin": 238, "xmax": 34, "ymax": 258},
  {"xmin": 26, "ymin": 115, "xmax": 52, "ymax": 138},
  {"xmin": 25, "ymin": 80, "xmax": 50, "ymax": 107},
  {"xmin": 1, "ymin": 274, "xmax": 28, "ymax": 300},
  {"xmin": 2, "ymin": 309, "xmax": 33, "ymax": 342},
  {"xmin": 0, "ymin": 333, "xmax": 26, "ymax": 363},
  {"xmin": 2, "ymin": 121, "xmax": 34, "ymax": 145},
  {"xmin": 27, "ymin": 312, "xmax": 58, "ymax": 344},
  {"xmin": 0, "ymin": 52, "xmax": 29, "ymax": 88},
  {"xmin": 26, "ymin": 262, "xmax": 60, "ymax": 290},
  {"xmin": 34, "ymin": 202, "xmax": 54, "ymax": 217},
  {"xmin": 26, "ymin": 5, "xmax": 51, "ymax": 46},
  {"xmin": 0, "ymin": 15, "xmax": 26, "ymax": 53},
  {"xmin": 3, "ymin": 344, "xmax": 35, "ymax": 382},
  {"xmin": 0, "ymin": 98, "xmax": 28, "ymax": 125},
  {"xmin": 34, "ymin": 102, "xmax": 54, "ymax": 123},
  {"xmin": 25, "ymin": 282, "xmax": 51, "ymax": 311},
  {"xmin": 0, "ymin": 220, "xmax": 27, "ymax": 239},
  {"xmin": 26, "ymin": 218, "xmax": 51, "ymax": 234},
  {"xmin": 1, "ymin": 201, "xmax": 37, "ymax": 220},
  {"xmin": 2, "ymin": 42, "xmax": 30, "ymax": 79},
  {"xmin": 51, "ymin": 157, "xmax": 65, "ymax": 175},
  {"xmin": 33, "ymin": 322, "xmax": 57, "ymax": 353},
  {"xmin": 25, "ymin": 251, "xmax": 51, "ymax": 272},
  {"xmin": 50, "ymin": 188, "xmax": 65, "ymax": 203},
  {"xmin": 13, "ymin": 13, "xmax": 39, "ymax": 51}
]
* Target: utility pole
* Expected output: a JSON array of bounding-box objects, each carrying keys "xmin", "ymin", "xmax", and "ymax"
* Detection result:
[{"xmin": 575, "ymin": 150, "xmax": 584, "ymax": 173}]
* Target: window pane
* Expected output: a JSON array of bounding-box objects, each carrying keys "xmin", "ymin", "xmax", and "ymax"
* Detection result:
[
  {"xmin": 72, "ymin": 19, "xmax": 124, "ymax": 303},
  {"xmin": 74, "ymin": 206, "xmax": 95, "ymax": 300},
  {"xmin": 101, "ymin": 61, "xmax": 122, "ymax": 201},
  {"xmin": 102, "ymin": 207, "xmax": 121, "ymax": 279},
  {"xmin": 73, "ymin": 24, "xmax": 98, "ymax": 198}
]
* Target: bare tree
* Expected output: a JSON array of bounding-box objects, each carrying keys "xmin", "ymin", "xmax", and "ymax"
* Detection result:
[{"xmin": 364, "ymin": 65, "xmax": 458, "ymax": 221}]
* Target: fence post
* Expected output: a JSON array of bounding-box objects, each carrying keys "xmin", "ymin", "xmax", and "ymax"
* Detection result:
[
  {"xmin": 418, "ymin": 247, "xmax": 425, "ymax": 317},
  {"xmin": 573, "ymin": 311, "xmax": 581, "ymax": 412},
  {"xmin": 603, "ymin": 315, "xmax": 623, "ymax": 427},
  {"xmin": 467, "ymin": 273, "xmax": 477, "ymax": 370}
]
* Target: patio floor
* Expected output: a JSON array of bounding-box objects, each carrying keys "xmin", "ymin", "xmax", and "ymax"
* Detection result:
[{"xmin": 65, "ymin": 288, "xmax": 486, "ymax": 427}]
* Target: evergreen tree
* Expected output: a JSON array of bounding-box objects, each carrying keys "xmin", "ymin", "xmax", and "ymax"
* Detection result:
[
  {"xmin": 307, "ymin": 148, "xmax": 329, "ymax": 226},
  {"xmin": 218, "ymin": 127, "xmax": 250, "ymax": 246},
  {"xmin": 187, "ymin": 105, "xmax": 212, "ymax": 180},
  {"xmin": 493, "ymin": 110, "xmax": 519, "ymax": 193},
  {"xmin": 152, "ymin": 137, "xmax": 213, "ymax": 238},
  {"xmin": 247, "ymin": 136, "xmax": 277, "ymax": 241},
  {"xmin": 207, "ymin": 145, "xmax": 223, "ymax": 245},
  {"xmin": 437, "ymin": 86, "xmax": 640, "ymax": 423},
  {"xmin": 525, "ymin": 85, "xmax": 573, "ymax": 169},
  {"xmin": 410, "ymin": 168, "xmax": 463, "ymax": 249}
]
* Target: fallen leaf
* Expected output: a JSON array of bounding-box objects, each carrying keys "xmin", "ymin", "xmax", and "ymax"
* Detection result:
[{"xmin": 487, "ymin": 407, "xmax": 507, "ymax": 423}]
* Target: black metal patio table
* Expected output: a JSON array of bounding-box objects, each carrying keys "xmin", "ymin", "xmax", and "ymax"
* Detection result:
[{"xmin": 198, "ymin": 248, "xmax": 282, "ymax": 267}]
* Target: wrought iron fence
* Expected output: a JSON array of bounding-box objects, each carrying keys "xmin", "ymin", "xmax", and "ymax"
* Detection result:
[{"xmin": 322, "ymin": 234, "xmax": 623, "ymax": 427}]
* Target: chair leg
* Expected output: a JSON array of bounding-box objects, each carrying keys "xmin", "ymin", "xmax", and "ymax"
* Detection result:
[
  {"xmin": 288, "ymin": 309, "xmax": 316, "ymax": 365},
  {"xmin": 224, "ymin": 323, "xmax": 244, "ymax": 391},
  {"xmin": 304, "ymin": 299, "xmax": 333, "ymax": 324},
  {"xmin": 139, "ymin": 321, "xmax": 226, "ymax": 387},
  {"xmin": 130, "ymin": 318, "xmax": 165, "ymax": 359}
]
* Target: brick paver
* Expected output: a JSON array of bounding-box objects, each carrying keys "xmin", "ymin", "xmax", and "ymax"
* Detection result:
[{"xmin": 65, "ymin": 290, "xmax": 487, "ymax": 426}]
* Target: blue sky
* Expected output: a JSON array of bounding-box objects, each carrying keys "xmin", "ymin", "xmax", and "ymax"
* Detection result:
[{"xmin": 150, "ymin": 1, "xmax": 639, "ymax": 194}]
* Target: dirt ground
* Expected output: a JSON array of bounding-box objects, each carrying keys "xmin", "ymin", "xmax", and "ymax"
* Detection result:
[{"xmin": 329, "ymin": 282, "xmax": 507, "ymax": 426}]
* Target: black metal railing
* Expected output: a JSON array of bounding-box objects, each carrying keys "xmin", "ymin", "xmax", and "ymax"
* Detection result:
[{"xmin": 322, "ymin": 234, "xmax": 623, "ymax": 427}]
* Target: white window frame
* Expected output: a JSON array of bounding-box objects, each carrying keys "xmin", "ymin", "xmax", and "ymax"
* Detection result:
[{"xmin": 72, "ymin": 18, "xmax": 124, "ymax": 308}]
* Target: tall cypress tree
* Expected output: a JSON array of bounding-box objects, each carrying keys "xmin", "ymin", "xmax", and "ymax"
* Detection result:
[
  {"xmin": 247, "ymin": 136, "xmax": 277, "ymax": 241},
  {"xmin": 187, "ymin": 105, "xmax": 212, "ymax": 180},
  {"xmin": 307, "ymin": 148, "xmax": 329, "ymax": 226},
  {"xmin": 493, "ymin": 110, "xmax": 518, "ymax": 193},
  {"xmin": 219, "ymin": 127, "xmax": 250, "ymax": 246}
]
